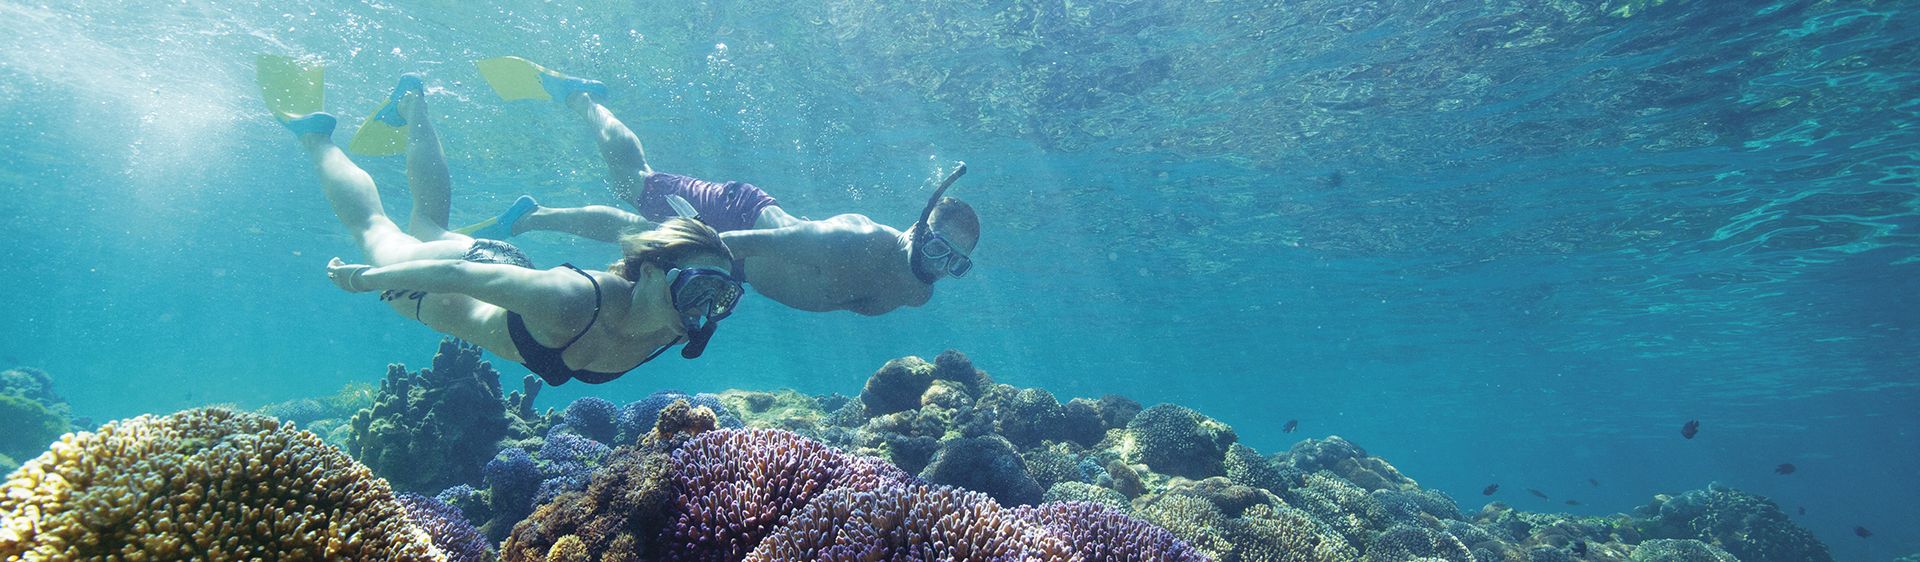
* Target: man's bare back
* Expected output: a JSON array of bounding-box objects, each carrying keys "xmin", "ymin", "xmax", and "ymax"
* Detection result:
[{"xmin": 722, "ymin": 213, "xmax": 933, "ymax": 316}]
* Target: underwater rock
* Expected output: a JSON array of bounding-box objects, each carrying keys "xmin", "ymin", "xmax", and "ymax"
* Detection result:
[
  {"xmin": 349, "ymin": 338, "xmax": 518, "ymax": 494},
  {"xmin": 1059, "ymin": 397, "xmax": 1110, "ymax": 446},
  {"xmin": 0, "ymin": 408, "xmax": 446, "ymax": 561},
  {"xmin": 1632, "ymin": 483, "xmax": 1832, "ymax": 562},
  {"xmin": 399, "ymin": 493, "xmax": 494, "ymax": 562},
  {"xmin": 1125, "ymin": 403, "xmax": 1238, "ymax": 479},
  {"xmin": 1628, "ymin": 539, "xmax": 1739, "ymax": 561},
  {"xmin": 921, "ymin": 434, "xmax": 1046, "ymax": 507},
  {"xmin": 861, "ymin": 355, "xmax": 937, "ymax": 416}
]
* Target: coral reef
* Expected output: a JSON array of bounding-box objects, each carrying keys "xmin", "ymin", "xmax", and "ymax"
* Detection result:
[
  {"xmin": 861, "ymin": 355, "xmax": 937, "ymax": 416},
  {"xmin": 503, "ymin": 427, "xmax": 1203, "ymax": 562},
  {"xmin": 0, "ymin": 394, "xmax": 68, "ymax": 467},
  {"xmin": 0, "ymin": 367, "xmax": 79, "ymax": 465},
  {"xmin": 921, "ymin": 434, "xmax": 1045, "ymax": 506},
  {"xmin": 350, "ymin": 338, "xmax": 525, "ymax": 494},
  {"xmin": 617, "ymin": 389, "xmax": 741, "ymax": 444},
  {"xmin": 1125, "ymin": 404, "xmax": 1238, "ymax": 479},
  {"xmin": 1628, "ymin": 539, "xmax": 1739, "ymax": 562},
  {"xmin": 560, "ymin": 396, "xmax": 619, "ymax": 444},
  {"xmin": 1633, "ymin": 483, "xmax": 1832, "ymax": 562},
  {"xmin": 1016, "ymin": 501, "xmax": 1209, "ymax": 562},
  {"xmin": 0, "ymin": 408, "xmax": 447, "ymax": 561},
  {"xmin": 23, "ymin": 349, "xmax": 1838, "ymax": 562},
  {"xmin": 399, "ymin": 493, "xmax": 494, "ymax": 562}
]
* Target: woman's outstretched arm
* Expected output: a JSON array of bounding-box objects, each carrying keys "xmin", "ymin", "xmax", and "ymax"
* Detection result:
[{"xmin": 328, "ymin": 258, "xmax": 592, "ymax": 317}]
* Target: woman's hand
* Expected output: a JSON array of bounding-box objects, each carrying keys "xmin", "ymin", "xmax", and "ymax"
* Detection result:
[{"xmin": 327, "ymin": 258, "xmax": 376, "ymax": 293}]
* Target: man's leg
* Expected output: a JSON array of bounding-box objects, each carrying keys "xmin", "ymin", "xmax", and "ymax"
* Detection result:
[
  {"xmin": 513, "ymin": 204, "xmax": 650, "ymax": 243},
  {"xmin": 567, "ymin": 92, "xmax": 652, "ymax": 201}
]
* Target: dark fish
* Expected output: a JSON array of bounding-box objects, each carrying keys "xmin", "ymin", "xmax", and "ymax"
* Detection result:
[
  {"xmin": 1797, "ymin": 507, "xmax": 1807, "ymax": 516},
  {"xmin": 1528, "ymin": 488, "xmax": 1549, "ymax": 500},
  {"xmin": 1775, "ymin": 463, "xmax": 1796, "ymax": 475},
  {"xmin": 1483, "ymin": 484, "xmax": 1500, "ymax": 496},
  {"xmin": 1681, "ymin": 420, "xmax": 1700, "ymax": 439},
  {"xmin": 1855, "ymin": 526, "xmax": 1872, "ymax": 538},
  {"xmin": 1565, "ymin": 499, "xmax": 1581, "ymax": 506},
  {"xmin": 1588, "ymin": 478, "xmax": 1600, "ymax": 487},
  {"xmin": 1572, "ymin": 542, "xmax": 1588, "ymax": 556},
  {"xmin": 1282, "ymin": 419, "xmax": 1299, "ymax": 433}
]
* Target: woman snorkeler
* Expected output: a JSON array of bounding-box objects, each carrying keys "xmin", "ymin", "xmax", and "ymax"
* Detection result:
[{"xmin": 265, "ymin": 63, "xmax": 743, "ymax": 386}]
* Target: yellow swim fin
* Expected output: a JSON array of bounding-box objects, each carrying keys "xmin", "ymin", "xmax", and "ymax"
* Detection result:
[
  {"xmin": 347, "ymin": 74, "xmax": 423, "ymax": 156},
  {"xmin": 256, "ymin": 55, "xmax": 324, "ymax": 120},
  {"xmin": 476, "ymin": 56, "xmax": 558, "ymax": 101},
  {"xmin": 475, "ymin": 56, "xmax": 610, "ymax": 103}
]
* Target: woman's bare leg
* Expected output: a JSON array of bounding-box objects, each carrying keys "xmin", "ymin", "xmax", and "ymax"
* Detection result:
[
  {"xmin": 567, "ymin": 92, "xmax": 652, "ymax": 201},
  {"xmin": 403, "ymin": 86, "xmax": 460, "ymax": 242},
  {"xmin": 298, "ymin": 132, "xmax": 467, "ymax": 266}
]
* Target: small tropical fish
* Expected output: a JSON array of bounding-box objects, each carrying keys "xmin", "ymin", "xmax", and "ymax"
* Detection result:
[
  {"xmin": 1855, "ymin": 526, "xmax": 1872, "ymax": 538},
  {"xmin": 1565, "ymin": 499, "xmax": 1581, "ymax": 506},
  {"xmin": 1774, "ymin": 463, "xmax": 1796, "ymax": 475},
  {"xmin": 1587, "ymin": 478, "xmax": 1600, "ymax": 487},
  {"xmin": 1528, "ymin": 488, "xmax": 1549, "ymax": 500},
  {"xmin": 1282, "ymin": 419, "xmax": 1299, "ymax": 433},
  {"xmin": 1483, "ymin": 484, "xmax": 1500, "ymax": 496},
  {"xmin": 1572, "ymin": 542, "xmax": 1588, "ymax": 556},
  {"xmin": 1797, "ymin": 507, "xmax": 1807, "ymax": 516},
  {"xmin": 1681, "ymin": 420, "xmax": 1700, "ymax": 439}
]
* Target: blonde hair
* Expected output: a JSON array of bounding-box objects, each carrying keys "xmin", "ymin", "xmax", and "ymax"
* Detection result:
[{"xmin": 610, "ymin": 218, "xmax": 732, "ymax": 281}]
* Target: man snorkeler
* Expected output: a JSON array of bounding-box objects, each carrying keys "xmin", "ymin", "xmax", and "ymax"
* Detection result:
[{"xmin": 464, "ymin": 59, "xmax": 979, "ymax": 316}]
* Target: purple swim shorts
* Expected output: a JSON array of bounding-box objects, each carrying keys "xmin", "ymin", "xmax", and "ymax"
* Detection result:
[{"xmin": 631, "ymin": 172, "xmax": 779, "ymax": 233}]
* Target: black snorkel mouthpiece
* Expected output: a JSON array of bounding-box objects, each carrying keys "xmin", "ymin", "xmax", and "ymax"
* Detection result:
[{"xmin": 681, "ymin": 322, "xmax": 717, "ymax": 359}]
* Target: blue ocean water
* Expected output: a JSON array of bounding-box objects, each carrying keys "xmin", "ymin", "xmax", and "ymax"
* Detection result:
[{"xmin": 0, "ymin": 1, "xmax": 1914, "ymax": 560}]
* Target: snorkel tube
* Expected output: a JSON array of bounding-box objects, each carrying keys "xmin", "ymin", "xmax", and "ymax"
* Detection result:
[{"xmin": 909, "ymin": 162, "xmax": 967, "ymax": 284}]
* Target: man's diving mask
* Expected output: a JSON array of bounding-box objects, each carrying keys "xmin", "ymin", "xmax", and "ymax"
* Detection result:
[
  {"xmin": 918, "ymin": 232, "xmax": 973, "ymax": 278},
  {"xmin": 907, "ymin": 162, "xmax": 972, "ymax": 284},
  {"xmin": 666, "ymin": 267, "xmax": 743, "ymax": 358}
]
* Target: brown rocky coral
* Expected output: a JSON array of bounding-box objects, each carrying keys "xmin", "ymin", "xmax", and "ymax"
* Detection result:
[{"xmin": 0, "ymin": 408, "xmax": 445, "ymax": 561}]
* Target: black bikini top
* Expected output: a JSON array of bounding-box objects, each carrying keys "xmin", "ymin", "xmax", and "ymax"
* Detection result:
[{"xmin": 507, "ymin": 264, "xmax": 667, "ymax": 385}]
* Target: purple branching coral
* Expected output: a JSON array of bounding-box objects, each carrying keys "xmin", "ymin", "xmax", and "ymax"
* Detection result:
[
  {"xmin": 398, "ymin": 493, "xmax": 494, "ymax": 562},
  {"xmin": 745, "ymin": 486, "xmax": 1076, "ymax": 562},
  {"xmin": 660, "ymin": 429, "xmax": 855, "ymax": 561},
  {"xmin": 1014, "ymin": 501, "xmax": 1212, "ymax": 562}
]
